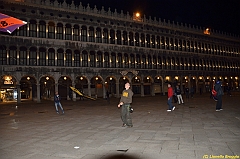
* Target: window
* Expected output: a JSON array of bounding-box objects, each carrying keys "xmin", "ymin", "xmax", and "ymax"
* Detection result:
[
  {"xmin": 136, "ymin": 54, "xmax": 140, "ymax": 69},
  {"xmin": 48, "ymin": 49, "xmax": 55, "ymax": 66},
  {"xmin": 129, "ymin": 32, "xmax": 134, "ymax": 46},
  {"xmin": 39, "ymin": 21, "xmax": 46, "ymax": 38},
  {"xmin": 104, "ymin": 52, "xmax": 109, "ymax": 68},
  {"xmin": 29, "ymin": 47, "xmax": 37, "ymax": 66},
  {"xmin": 90, "ymin": 51, "xmax": 95, "ymax": 67},
  {"xmin": 103, "ymin": 28, "xmax": 108, "ymax": 43},
  {"xmin": 96, "ymin": 27, "xmax": 102, "ymax": 43},
  {"xmin": 116, "ymin": 30, "xmax": 121, "ymax": 45},
  {"xmin": 117, "ymin": 53, "xmax": 122, "ymax": 68},
  {"xmin": 8, "ymin": 46, "xmax": 15, "ymax": 62},
  {"xmin": 130, "ymin": 54, "xmax": 135, "ymax": 68},
  {"xmin": 110, "ymin": 29, "xmax": 115, "ymax": 44},
  {"xmin": 88, "ymin": 27, "xmax": 94, "ymax": 42},
  {"xmin": 57, "ymin": 51, "xmax": 64, "ymax": 66},
  {"xmin": 19, "ymin": 47, "xmax": 27, "ymax": 65},
  {"xmin": 48, "ymin": 22, "xmax": 55, "ymax": 39},
  {"xmin": 135, "ymin": 33, "xmax": 139, "ymax": 46},
  {"xmin": 74, "ymin": 50, "xmax": 80, "ymax": 67},
  {"xmin": 29, "ymin": 20, "xmax": 37, "ymax": 37},
  {"xmin": 65, "ymin": 24, "xmax": 72, "ymax": 40},
  {"xmin": 39, "ymin": 48, "xmax": 46, "ymax": 66},
  {"xmin": 124, "ymin": 54, "xmax": 129, "ymax": 68},
  {"xmin": 148, "ymin": 55, "xmax": 152, "ymax": 69},
  {"xmin": 142, "ymin": 55, "xmax": 146, "ymax": 69},
  {"xmin": 73, "ymin": 25, "xmax": 80, "ymax": 41},
  {"xmin": 0, "ymin": 46, "xmax": 7, "ymax": 65},
  {"xmin": 123, "ymin": 31, "xmax": 128, "ymax": 45},
  {"xmin": 56, "ymin": 23, "xmax": 63, "ymax": 39},
  {"xmin": 81, "ymin": 26, "xmax": 87, "ymax": 42},
  {"xmin": 140, "ymin": 33, "xmax": 145, "ymax": 47},
  {"xmin": 111, "ymin": 53, "xmax": 116, "ymax": 68},
  {"xmin": 146, "ymin": 34, "xmax": 150, "ymax": 48},
  {"xmin": 65, "ymin": 50, "xmax": 72, "ymax": 67},
  {"xmin": 96, "ymin": 52, "xmax": 102, "ymax": 67},
  {"xmin": 82, "ymin": 51, "xmax": 88, "ymax": 67},
  {"xmin": 18, "ymin": 23, "xmax": 27, "ymax": 36}
]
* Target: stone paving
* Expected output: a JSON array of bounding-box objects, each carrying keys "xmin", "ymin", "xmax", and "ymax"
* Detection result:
[{"xmin": 0, "ymin": 92, "xmax": 240, "ymax": 159}]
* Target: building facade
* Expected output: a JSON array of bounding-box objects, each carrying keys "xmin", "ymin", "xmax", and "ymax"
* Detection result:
[{"xmin": 0, "ymin": 0, "xmax": 239, "ymax": 103}]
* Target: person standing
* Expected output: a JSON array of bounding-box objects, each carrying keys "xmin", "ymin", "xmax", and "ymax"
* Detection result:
[
  {"xmin": 117, "ymin": 83, "xmax": 134, "ymax": 127},
  {"xmin": 167, "ymin": 83, "xmax": 175, "ymax": 112},
  {"xmin": 54, "ymin": 91, "xmax": 64, "ymax": 114},
  {"xmin": 176, "ymin": 85, "xmax": 184, "ymax": 105},
  {"xmin": 215, "ymin": 79, "xmax": 224, "ymax": 111}
]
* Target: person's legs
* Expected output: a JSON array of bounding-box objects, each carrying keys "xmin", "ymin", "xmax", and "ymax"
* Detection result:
[
  {"xmin": 125, "ymin": 105, "xmax": 133, "ymax": 127},
  {"xmin": 55, "ymin": 102, "xmax": 59, "ymax": 113},
  {"xmin": 177, "ymin": 95, "xmax": 181, "ymax": 104},
  {"xmin": 167, "ymin": 97, "xmax": 174, "ymax": 110},
  {"xmin": 58, "ymin": 102, "xmax": 64, "ymax": 114},
  {"xmin": 180, "ymin": 95, "xmax": 184, "ymax": 104},
  {"xmin": 121, "ymin": 105, "xmax": 127, "ymax": 126}
]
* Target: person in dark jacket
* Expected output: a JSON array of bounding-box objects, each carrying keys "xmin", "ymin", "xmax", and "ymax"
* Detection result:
[
  {"xmin": 54, "ymin": 91, "xmax": 64, "ymax": 114},
  {"xmin": 214, "ymin": 79, "xmax": 224, "ymax": 111},
  {"xmin": 118, "ymin": 83, "xmax": 134, "ymax": 127}
]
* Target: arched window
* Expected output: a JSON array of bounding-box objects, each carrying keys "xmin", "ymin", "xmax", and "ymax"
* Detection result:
[
  {"xmin": 65, "ymin": 49, "xmax": 72, "ymax": 67},
  {"xmin": 111, "ymin": 52, "xmax": 116, "ymax": 68},
  {"xmin": 140, "ymin": 33, "xmax": 145, "ymax": 47},
  {"xmin": 97, "ymin": 51, "xmax": 103, "ymax": 67},
  {"xmin": 130, "ymin": 54, "xmax": 135, "ymax": 68},
  {"xmin": 29, "ymin": 47, "xmax": 37, "ymax": 66},
  {"xmin": 117, "ymin": 53, "xmax": 122, "ymax": 68},
  {"xmin": 57, "ymin": 49, "xmax": 64, "ymax": 66},
  {"xmin": 151, "ymin": 35, "xmax": 155, "ymax": 48},
  {"xmin": 96, "ymin": 27, "xmax": 102, "ymax": 43},
  {"xmin": 73, "ymin": 25, "xmax": 80, "ymax": 41},
  {"xmin": 146, "ymin": 34, "xmax": 150, "ymax": 48},
  {"xmin": 48, "ymin": 48, "xmax": 55, "ymax": 66},
  {"xmin": 153, "ymin": 55, "xmax": 157, "ymax": 69},
  {"xmin": 29, "ymin": 20, "xmax": 37, "ymax": 37},
  {"xmin": 124, "ymin": 53, "xmax": 129, "ymax": 68},
  {"xmin": 82, "ymin": 51, "xmax": 88, "ymax": 67},
  {"xmin": 56, "ymin": 23, "xmax": 63, "ymax": 39},
  {"xmin": 104, "ymin": 52, "xmax": 110, "ymax": 68},
  {"xmin": 39, "ymin": 47, "xmax": 46, "ymax": 66},
  {"xmin": 74, "ymin": 50, "xmax": 80, "ymax": 67},
  {"xmin": 39, "ymin": 21, "xmax": 46, "ymax": 38},
  {"xmin": 136, "ymin": 54, "xmax": 140, "ymax": 69},
  {"xmin": 103, "ymin": 28, "xmax": 108, "ymax": 43},
  {"xmin": 135, "ymin": 33, "xmax": 139, "ymax": 46},
  {"xmin": 48, "ymin": 22, "xmax": 55, "ymax": 39},
  {"xmin": 19, "ymin": 47, "xmax": 27, "ymax": 65},
  {"xmin": 109, "ymin": 29, "xmax": 115, "ymax": 44},
  {"xmin": 116, "ymin": 30, "xmax": 121, "ymax": 45},
  {"xmin": 123, "ymin": 31, "xmax": 128, "ymax": 45},
  {"xmin": 148, "ymin": 55, "xmax": 152, "ymax": 69},
  {"xmin": 129, "ymin": 32, "xmax": 134, "ymax": 46},
  {"xmin": 65, "ymin": 23, "xmax": 72, "ymax": 40},
  {"xmin": 81, "ymin": 26, "xmax": 87, "ymax": 42},
  {"xmin": 90, "ymin": 51, "xmax": 96, "ymax": 67},
  {"xmin": 142, "ymin": 55, "xmax": 146, "ymax": 69}
]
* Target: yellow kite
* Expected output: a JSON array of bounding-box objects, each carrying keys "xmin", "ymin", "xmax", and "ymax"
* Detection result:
[{"xmin": 70, "ymin": 86, "xmax": 96, "ymax": 100}]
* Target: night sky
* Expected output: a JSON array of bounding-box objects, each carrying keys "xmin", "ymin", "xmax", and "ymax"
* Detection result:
[{"xmin": 69, "ymin": 0, "xmax": 240, "ymax": 36}]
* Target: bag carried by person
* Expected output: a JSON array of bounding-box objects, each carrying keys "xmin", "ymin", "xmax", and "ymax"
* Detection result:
[
  {"xmin": 129, "ymin": 106, "xmax": 133, "ymax": 113},
  {"xmin": 211, "ymin": 82, "xmax": 218, "ymax": 101}
]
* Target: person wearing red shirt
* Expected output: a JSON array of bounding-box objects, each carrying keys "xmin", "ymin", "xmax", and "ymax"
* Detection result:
[{"xmin": 167, "ymin": 83, "xmax": 175, "ymax": 112}]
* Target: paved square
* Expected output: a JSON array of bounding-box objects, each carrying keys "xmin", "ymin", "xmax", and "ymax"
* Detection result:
[{"xmin": 0, "ymin": 93, "xmax": 240, "ymax": 159}]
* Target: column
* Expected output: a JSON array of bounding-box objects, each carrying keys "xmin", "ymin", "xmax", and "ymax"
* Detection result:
[
  {"xmin": 17, "ymin": 84, "xmax": 21, "ymax": 104},
  {"xmin": 141, "ymin": 83, "xmax": 144, "ymax": 97},
  {"xmin": 116, "ymin": 82, "xmax": 120, "ymax": 98},
  {"xmin": 151, "ymin": 83, "xmax": 155, "ymax": 96},
  {"xmin": 88, "ymin": 82, "xmax": 91, "ymax": 97},
  {"xmin": 37, "ymin": 83, "xmax": 41, "ymax": 103},
  {"xmin": 55, "ymin": 83, "xmax": 58, "ymax": 93},
  {"xmin": 67, "ymin": 82, "xmax": 70, "ymax": 100},
  {"xmin": 102, "ymin": 81, "xmax": 106, "ymax": 99},
  {"xmin": 72, "ymin": 83, "xmax": 76, "ymax": 101}
]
